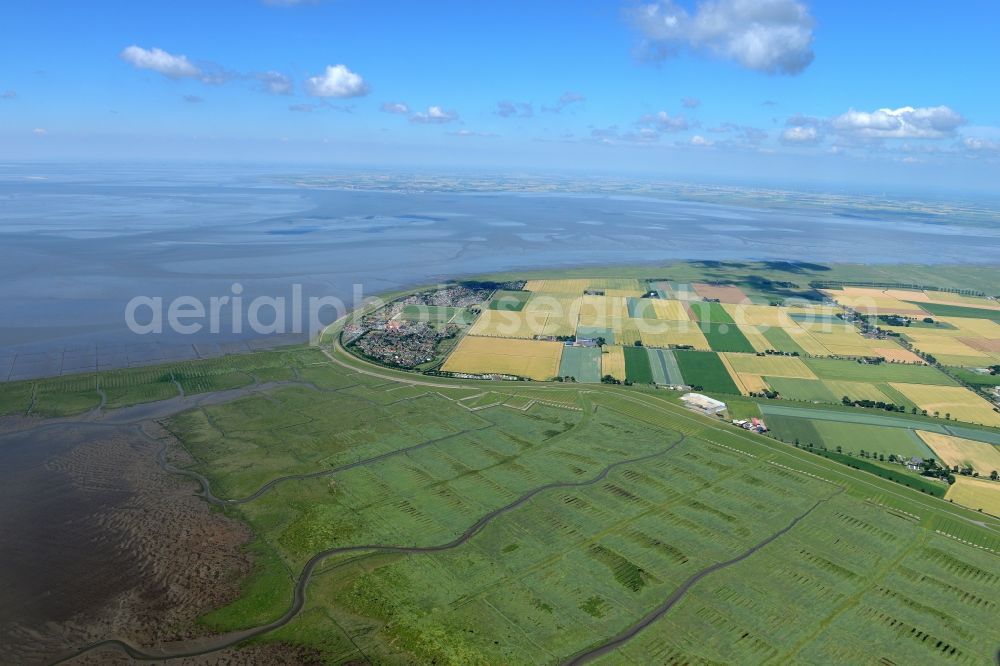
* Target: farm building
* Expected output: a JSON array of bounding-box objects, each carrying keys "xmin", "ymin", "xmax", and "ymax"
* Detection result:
[{"xmin": 681, "ymin": 393, "xmax": 728, "ymax": 416}]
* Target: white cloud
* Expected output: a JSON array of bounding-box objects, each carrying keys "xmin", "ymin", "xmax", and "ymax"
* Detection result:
[
  {"xmin": 410, "ymin": 105, "xmax": 459, "ymax": 124},
  {"xmin": 1, "ymin": 90, "xmax": 16, "ymax": 100},
  {"xmin": 780, "ymin": 125, "xmax": 820, "ymax": 144},
  {"xmin": 629, "ymin": 0, "xmax": 815, "ymax": 75},
  {"xmin": 120, "ymin": 45, "xmax": 201, "ymax": 79},
  {"xmin": 638, "ymin": 111, "xmax": 691, "ymax": 132},
  {"xmin": 830, "ymin": 106, "xmax": 965, "ymax": 139},
  {"xmin": 448, "ymin": 129, "xmax": 498, "ymax": 138},
  {"xmin": 305, "ymin": 64, "xmax": 369, "ymax": 98},
  {"xmin": 255, "ymin": 71, "xmax": 293, "ymax": 95},
  {"xmin": 542, "ymin": 91, "xmax": 585, "ymax": 113},
  {"xmin": 33, "ymin": 128, "xmax": 47, "ymax": 136},
  {"xmin": 496, "ymin": 100, "xmax": 533, "ymax": 118},
  {"xmin": 690, "ymin": 134, "xmax": 713, "ymax": 146},
  {"xmin": 962, "ymin": 137, "xmax": 1000, "ymax": 154},
  {"xmin": 380, "ymin": 101, "xmax": 410, "ymax": 114}
]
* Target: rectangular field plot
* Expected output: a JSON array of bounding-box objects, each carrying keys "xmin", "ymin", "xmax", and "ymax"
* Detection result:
[
  {"xmin": 765, "ymin": 376, "xmax": 839, "ymax": 403},
  {"xmin": 945, "ymin": 476, "xmax": 1000, "ymax": 515},
  {"xmin": 917, "ymin": 431, "xmax": 1000, "ymax": 472},
  {"xmin": 487, "ymin": 290, "xmax": 531, "ymax": 311},
  {"xmin": 761, "ymin": 326, "xmax": 807, "ymax": 355},
  {"xmin": 700, "ymin": 322, "xmax": 756, "ymax": 353},
  {"xmin": 558, "ymin": 346, "xmax": 603, "ymax": 383},
  {"xmin": 639, "ymin": 322, "xmax": 711, "ymax": 350},
  {"xmin": 691, "ymin": 282, "xmax": 749, "ymax": 303},
  {"xmin": 626, "ymin": 297, "xmax": 659, "ymax": 319},
  {"xmin": 723, "ymin": 353, "xmax": 816, "ymax": 379},
  {"xmin": 688, "ymin": 301, "xmax": 736, "ymax": 324},
  {"xmin": 441, "ymin": 336, "xmax": 563, "ymax": 380},
  {"xmin": 468, "ymin": 309, "xmax": 562, "ymax": 339},
  {"xmin": 623, "ymin": 346, "xmax": 654, "ymax": 384},
  {"xmin": 601, "ymin": 345, "xmax": 626, "ymax": 381},
  {"xmin": 803, "ymin": 357, "xmax": 957, "ymax": 385},
  {"xmin": 650, "ymin": 299, "xmax": 691, "ymax": 321},
  {"xmin": 575, "ymin": 325, "xmax": 615, "ymax": 344},
  {"xmin": 674, "ymin": 350, "xmax": 741, "ymax": 394},
  {"xmin": 907, "ymin": 301, "xmax": 1000, "ymax": 321},
  {"xmin": 647, "ymin": 348, "xmax": 683, "ymax": 385},
  {"xmin": 889, "ymin": 383, "xmax": 1000, "ymax": 427}
]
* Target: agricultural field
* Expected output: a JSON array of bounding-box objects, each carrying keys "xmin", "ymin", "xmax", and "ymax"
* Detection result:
[
  {"xmin": 646, "ymin": 348, "xmax": 684, "ymax": 385},
  {"xmin": 946, "ymin": 476, "xmax": 1000, "ymax": 515},
  {"xmin": 558, "ymin": 346, "xmax": 603, "ymax": 383},
  {"xmin": 601, "ymin": 345, "xmax": 626, "ymax": 381},
  {"xmin": 890, "ymin": 383, "xmax": 1000, "ymax": 427},
  {"xmin": 917, "ymin": 431, "xmax": 1000, "ymax": 473},
  {"xmin": 674, "ymin": 349, "xmax": 741, "ymax": 394},
  {"xmin": 440, "ymin": 336, "xmax": 564, "ymax": 380},
  {"xmin": 623, "ymin": 345, "xmax": 654, "ymax": 384}
]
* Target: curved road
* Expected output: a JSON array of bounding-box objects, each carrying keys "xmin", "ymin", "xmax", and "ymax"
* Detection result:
[{"xmin": 53, "ymin": 434, "xmax": 688, "ymax": 663}]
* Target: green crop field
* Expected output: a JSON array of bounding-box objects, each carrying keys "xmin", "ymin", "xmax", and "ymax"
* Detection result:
[
  {"xmin": 626, "ymin": 297, "xmax": 659, "ymax": 319},
  {"xmin": 689, "ymin": 301, "xmax": 735, "ymax": 324},
  {"xmin": 623, "ymin": 345, "xmax": 654, "ymax": 384},
  {"xmin": 487, "ymin": 290, "xmax": 531, "ymax": 311},
  {"xmin": 700, "ymin": 322, "xmax": 756, "ymax": 353},
  {"xmin": 803, "ymin": 357, "xmax": 958, "ymax": 385},
  {"xmin": 904, "ymin": 301, "xmax": 1000, "ymax": 320},
  {"xmin": 765, "ymin": 376, "xmax": 838, "ymax": 402},
  {"xmin": 558, "ymin": 346, "xmax": 603, "ymax": 383},
  {"xmin": 674, "ymin": 350, "xmax": 741, "ymax": 394},
  {"xmin": 761, "ymin": 326, "xmax": 807, "ymax": 355},
  {"xmin": 948, "ymin": 366, "xmax": 1000, "ymax": 388},
  {"xmin": 647, "ymin": 348, "xmax": 683, "ymax": 385}
]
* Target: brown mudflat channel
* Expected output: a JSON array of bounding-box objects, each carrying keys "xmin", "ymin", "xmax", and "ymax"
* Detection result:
[{"xmin": 0, "ymin": 419, "xmax": 308, "ymax": 665}]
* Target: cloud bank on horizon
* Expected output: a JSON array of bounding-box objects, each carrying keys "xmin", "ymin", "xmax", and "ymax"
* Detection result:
[{"xmin": 2, "ymin": 0, "xmax": 998, "ymax": 188}]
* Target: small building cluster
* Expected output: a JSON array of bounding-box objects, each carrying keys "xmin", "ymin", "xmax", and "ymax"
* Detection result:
[{"xmin": 732, "ymin": 417, "xmax": 768, "ymax": 434}]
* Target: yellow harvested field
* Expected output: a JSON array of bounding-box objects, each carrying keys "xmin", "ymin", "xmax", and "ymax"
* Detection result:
[
  {"xmin": 723, "ymin": 353, "xmax": 816, "ymax": 379},
  {"xmin": 945, "ymin": 476, "xmax": 1000, "ymax": 516},
  {"xmin": 782, "ymin": 324, "xmax": 831, "ymax": 356},
  {"xmin": 723, "ymin": 304, "xmax": 795, "ymax": 328},
  {"xmin": 887, "ymin": 289, "xmax": 1000, "ymax": 310},
  {"xmin": 740, "ymin": 374, "xmax": 770, "ymax": 394},
  {"xmin": 718, "ymin": 353, "xmax": 750, "ymax": 395},
  {"xmin": 524, "ymin": 278, "xmax": 644, "ymax": 294},
  {"xmin": 889, "ymin": 383, "xmax": 1000, "ymax": 427},
  {"xmin": 916, "ymin": 431, "xmax": 1000, "ymax": 473},
  {"xmin": 578, "ymin": 295, "xmax": 629, "ymax": 323},
  {"xmin": 601, "ymin": 345, "xmax": 626, "ymax": 381},
  {"xmin": 941, "ymin": 316, "xmax": 1000, "ymax": 337},
  {"xmin": 524, "ymin": 279, "xmax": 590, "ymax": 293},
  {"xmin": 615, "ymin": 318, "xmax": 643, "ymax": 346},
  {"xmin": 639, "ymin": 321, "xmax": 711, "ymax": 350},
  {"xmin": 604, "ymin": 288, "xmax": 644, "ymax": 298},
  {"xmin": 903, "ymin": 332, "xmax": 989, "ymax": 359},
  {"xmin": 442, "ymin": 336, "xmax": 564, "ymax": 380},
  {"xmin": 873, "ymin": 347, "xmax": 925, "ymax": 364},
  {"xmin": 523, "ymin": 293, "xmax": 582, "ymax": 316},
  {"xmin": 651, "ymin": 299, "xmax": 691, "ymax": 321},
  {"xmin": 737, "ymin": 325, "xmax": 773, "ymax": 352},
  {"xmin": 822, "ymin": 287, "xmax": 929, "ymax": 316},
  {"xmin": 468, "ymin": 309, "xmax": 561, "ymax": 339},
  {"xmin": 823, "ymin": 380, "xmax": 892, "ymax": 403}
]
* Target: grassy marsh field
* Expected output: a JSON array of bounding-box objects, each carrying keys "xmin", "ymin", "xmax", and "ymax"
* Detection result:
[{"xmin": 6, "ymin": 261, "xmax": 1000, "ymax": 664}]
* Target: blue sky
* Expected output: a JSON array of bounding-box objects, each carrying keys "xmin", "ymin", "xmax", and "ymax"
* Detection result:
[{"xmin": 2, "ymin": 0, "xmax": 999, "ymax": 192}]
